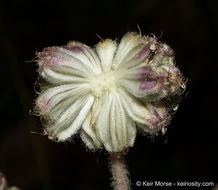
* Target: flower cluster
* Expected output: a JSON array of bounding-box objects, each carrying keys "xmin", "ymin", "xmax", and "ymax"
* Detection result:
[{"xmin": 35, "ymin": 32, "xmax": 185, "ymax": 152}]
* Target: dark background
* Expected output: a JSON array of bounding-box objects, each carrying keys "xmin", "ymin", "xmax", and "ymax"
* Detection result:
[{"xmin": 0, "ymin": 0, "xmax": 217, "ymax": 189}]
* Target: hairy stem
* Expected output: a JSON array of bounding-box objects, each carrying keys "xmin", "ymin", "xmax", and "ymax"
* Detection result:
[{"xmin": 109, "ymin": 153, "xmax": 130, "ymax": 190}]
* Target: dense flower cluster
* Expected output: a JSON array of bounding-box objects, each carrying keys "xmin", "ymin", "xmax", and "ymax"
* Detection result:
[{"xmin": 35, "ymin": 32, "xmax": 185, "ymax": 152}]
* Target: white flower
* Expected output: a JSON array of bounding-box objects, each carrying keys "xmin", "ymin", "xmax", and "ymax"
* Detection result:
[{"xmin": 35, "ymin": 32, "xmax": 185, "ymax": 152}]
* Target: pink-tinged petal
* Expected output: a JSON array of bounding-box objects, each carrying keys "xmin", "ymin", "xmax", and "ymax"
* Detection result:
[
  {"xmin": 113, "ymin": 32, "xmax": 147, "ymax": 68},
  {"xmin": 38, "ymin": 47, "xmax": 93, "ymax": 80},
  {"xmin": 151, "ymin": 43, "xmax": 174, "ymax": 66},
  {"xmin": 135, "ymin": 38, "xmax": 158, "ymax": 60},
  {"xmin": 135, "ymin": 43, "xmax": 151, "ymax": 60},
  {"xmin": 119, "ymin": 78, "xmax": 160, "ymax": 99},
  {"xmin": 156, "ymin": 64, "xmax": 185, "ymax": 94},
  {"xmin": 145, "ymin": 104, "xmax": 170, "ymax": 132},
  {"xmin": 37, "ymin": 43, "xmax": 100, "ymax": 84},
  {"xmin": 114, "ymin": 34, "xmax": 158, "ymax": 70},
  {"xmin": 66, "ymin": 41, "xmax": 101, "ymax": 73},
  {"xmin": 120, "ymin": 90, "xmax": 170, "ymax": 134},
  {"xmin": 115, "ymin": 33, "xmax": 184, "ymax": 100},
  {"xmin": 118, "ymin": 60, "xmax": 185, "ymax": 100},
  {"xmin": 35, "ymin": 83, "xmax": 90, "ymax": 115},
  {"xmin": 65, "ymin": 45, "xmax": 83, "ymax": 53},
  {"xmin": 118, "ymin": 66, "xmax": 161, "ymax": 99},
  {"xmin": 140, "ymin": 80, "xmax": 157, "ymax": 91},
  {"xmin": 119, "ymin": 89, "xmax": 170, "ymax": 134},
  {"xmin": 119, "ymin": 89, "xmax": 154, "ymax": 125}
]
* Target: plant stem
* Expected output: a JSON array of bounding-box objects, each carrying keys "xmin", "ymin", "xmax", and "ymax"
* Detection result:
[{"xmin": 109, "ymin": 153, "xmax": 130, "ymax": 190}]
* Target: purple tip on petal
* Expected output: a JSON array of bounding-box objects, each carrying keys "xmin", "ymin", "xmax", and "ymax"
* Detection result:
[
  {"xmin": 40, "ymin": 47, "xmax": 60, "ymax": 55},
  {"xmin": 65, "ymin": 46, "xmax": 84, "ymax": 53},
  {"xmin": 140, "ymin": 80, "xmax": 157, "ymax": 91},
  {"xmin": 170, "ymin": 66, "xmax": 183, "ymax": 80},
  {"xmin": 161, "ymin": 44, "xmax": 173, "ymax": 56},
  {"xmin": 36, "ymin": 98, "xmax": 51, "ymax": 114},
  {"xmin": 139, "ymin": 66, "xmax": 154, "ymax": 78},
  {"xmin": 49, "ymin": 56, "xmax": 66, "ymax": 65},
  {"xmin": 147, "ymin": 118, "xmax": 159, "ymax": 126},
  {"xmin": 147, "ymin": 106, "xmax": 170, "ymax": 129},
  {"xmin": 136, "ymin": 43, "xmax": 151, "ymax": 60},
  {"xmin": 139, "ymin": 66, "xmax": 158, "ymax": 90},
  {"xmin": 37, "ymin": 47, "xmax": 69, "ymax": 68},
  {"xmin": 152, "ymin": 107, "xmax": 163, "ymax": 121},
  {"xmin": 140, "ymin": 66, "xmax": 152, "ymax": 73},
  {"xmin": 136, "ymin": 37, "xmax": 160, "ymax": 60}
]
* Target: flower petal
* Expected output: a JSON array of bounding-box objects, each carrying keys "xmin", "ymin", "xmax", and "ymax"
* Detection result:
[
  {"xmin": 119, "ymin": 88, "xmax": 152, "ymax": 124},
  {"xmin": 118, "ymin": 63, "xmax": 184, "ymax": 101},
  {"xmin": 80, "ymin": 129, "xmax": 99, "ymax": 150},
  {"xmin": 96, "ymin": 39, "xmax": 117, "ymax": 72},
  {"xmin": 113, "ymin": 32, "xmax": 157, "ymax": 70},
  {"xmin": 109, "ymin": 93, "xmax": 128, "ymax": 152},
  {"xmin": 66, "ymin": 41, "xmax": 101, "ymax": 73},
  {"xmin": 119, "ymin": 89, "xmax": 170, "ymax": 133},
  {"xmin": 40, "ymin": 67, "xmax": 89, "ymax": 85},
  {"xmin": 137, "ymin": 104, "xmax": 171, "ymax": 134},
  {"xmin": 56, "ymin": 95, "xmax": 95, "ymax": 141},
  {"xmin": 113, "ymin": 33, "xmax": 145, "ymax": 67},
  {"xmin": 38, "ymin": 46, "xmax": 93, "ymax": 76},
  {"xmin": 36, "ymin": 83, "xmax": 90, "ymax": 115},
  {"xmin": 93, "ymin": 92, "xmax": 137, "ymax": 152},
  {"xmin": 94, "ymin": 93, "xmax": 113, "ymax": 151},
  {"xmin": 81, "ymin": 111, "xmax": 102, "ymax": 149},
  {"xmin": 38, "ymin": 43, "xmax": 100, "ymax": 84},
  {"xmin": 111, "ymin": 93, "xmax": 136, "ymax": 151},
  {"xmin": 42, "ymin": 96, "xmax": 86, "ymax": 138},
  {"xmin": 126, "ymin": 116, "xmax": 136, "ymax": 147},
  {"xmin": 118, "ymin": 66, "xmax": 161, "ymax": 99}
]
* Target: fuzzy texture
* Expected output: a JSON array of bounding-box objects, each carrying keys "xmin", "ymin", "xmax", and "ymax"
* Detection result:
[
  {"xmin": 109, "ymin": 153, "xmax": 130, "ymax": 190},
  {"xmin": 34, "ymin": 32, "xmax": 185, "ymax": 152}
]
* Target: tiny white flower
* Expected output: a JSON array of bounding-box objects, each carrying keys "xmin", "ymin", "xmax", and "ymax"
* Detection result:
[{"xmin": 35, "ymin": 32, "xmax": 185, "ymax": 152}]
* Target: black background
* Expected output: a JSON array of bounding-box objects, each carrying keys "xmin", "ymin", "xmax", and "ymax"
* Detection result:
[{"xmin": 0, "ymin": 0, "xmax": 218, "ymax": 190}]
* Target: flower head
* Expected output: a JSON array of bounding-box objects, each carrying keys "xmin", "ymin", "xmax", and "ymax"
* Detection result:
[{"xmin": 34, "ymin": 32, "xmax": 185, "ymax": 152}]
